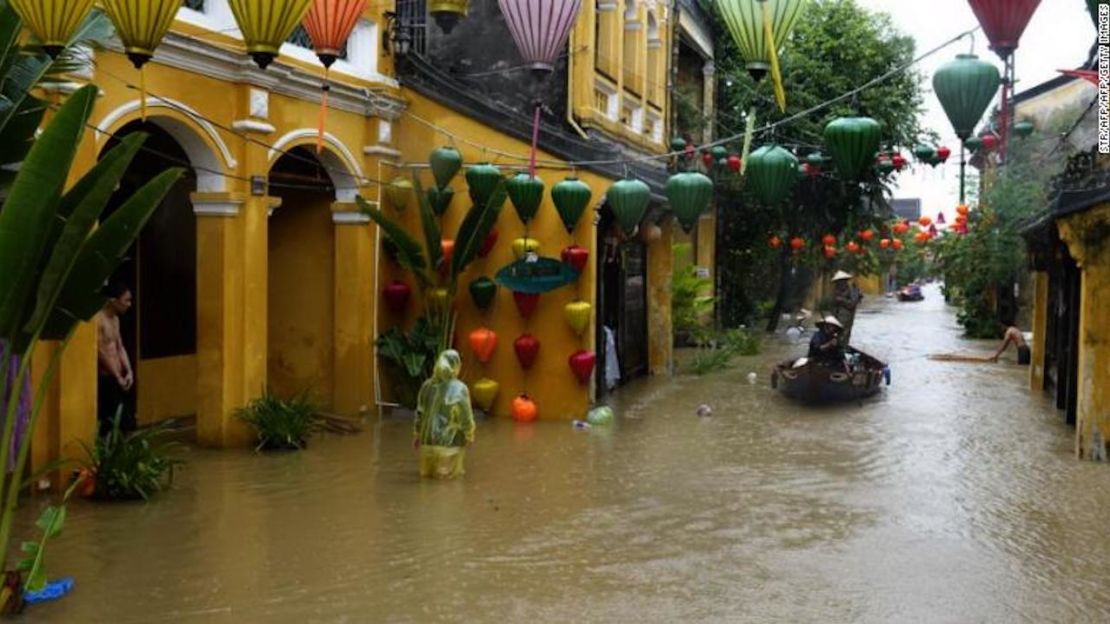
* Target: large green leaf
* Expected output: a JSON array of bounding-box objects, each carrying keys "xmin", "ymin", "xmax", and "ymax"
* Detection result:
[
  {"xmin": 24, "ymin": 134, "xmax": 146, "ymax": 334},
  {"xmin": 0, "ymin": 84, "xmax": 96, "ymax": 339},
  {"xmin": 0, "ymin": 3, "xmax": 23, "ymax": 84},
  {"xmin": 411, "ymin": 174, "xmax": 442, "ymax": 272},
  {"xmin": 358, "ymin": 196, "xmax": 430, "ymax": 288},
  {"xmin": 451, "ymin": 181, "xmax": 506, "ymax": 280},
  {"xmin": 42, "ymin": 168, "xmax": 184, "ymax": 340}
]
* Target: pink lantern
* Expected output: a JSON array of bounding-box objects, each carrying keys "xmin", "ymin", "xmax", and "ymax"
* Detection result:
[{"xmin": 498, "ymin": 0, "xmax": 584, "ymax": 72}]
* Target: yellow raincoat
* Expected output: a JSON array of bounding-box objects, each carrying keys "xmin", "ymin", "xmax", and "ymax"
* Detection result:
[{"xmin": 414, "ymin": 350, "xmax": 476, "ymax": 479}]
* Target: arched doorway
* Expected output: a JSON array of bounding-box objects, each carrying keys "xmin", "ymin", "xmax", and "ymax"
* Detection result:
[
  {"xmin": 267, "ymin": 147, "xmax": 339, "ymax": 408},
  {"xmin": 595, "ymin": 204, "xmax": 648, "ymax": 394},
  {"xmin": 101, "ymin": 121, "xmax": 199, "ymax": 426}
]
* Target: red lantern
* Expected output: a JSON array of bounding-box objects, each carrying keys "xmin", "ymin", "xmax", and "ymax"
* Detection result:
[
  {"xmin": 822, "ymin": 234, "xmax": 837, "ymax": 247},
  {"xmin": 937, "ymin": 146, "xmax": 952, "ymax": 162},
  {"xmin": 957, "ymin": 204, "xmax": 970, "ymax": 216},
  {"xmin": 892, "ymin": 153, "xmax": 906, "ymax": 170},
  {"xmin": 561, "ymin": 245, "xmax": 589, "ymax": 274},
  {"xmin": 860, "ymin": 229, "xmax": 875, "ymax": 242},
  {"xmin": 685, "ymin": 144, "xmax": 696, "ymax": 160},
  {"xmin": 879, "ymin": 238, "xmax": 891, "ymax": 250},
  {"xmin": 823, "ymin": 246, "xmax": 837, "ymax": 260},
  {"xmin": 302, "ymin": 0, "xmax": 368, "ymax": 152},
  {"xmin": 702, "ymin": 151, "xmax": 715, "ymax": 168},
  {"xmin": 893, "ymin": 221, "xmax": 910, "ymax": 235},
  {"xmin": 478, "ymin": 229, "xmax": 499, "ymax": 258},
  {"xmin": 511, "ymin": 394, "xmax": 538, "ymax": 423},
  {"xmin": 802, "ymin": 163, "xmax": 819, "ymax": 177},
  {"xmin": 468, "ymin": 328, "xmax": 498, "ymax": 364},
  {"xmin": 967, "ymin": 0, "xmax": 1042, "ymax": 59},
  {"xmin": 568, "ymin": 350, "xmax": 596, "ymax": 384},
  {"xmin": 918, "ymin": 216, "xmax": 932, "ymax": 227},
  {"xmin": 513, "ymin": 334, "xmax": 540, "ymax": 370},
  {"xmin": 512, "ymin": 291, "xmax": 540, "ymax": 318},
  {"xmin": 790, "ymin": 237, "xmax": 805, "ymax": 251},
  {"xmin": 847, "ymin": 241, "xmax": 861, "ymax": 254},
  {"xmin": 727, "ymin": 155, "xmax": 742, "ymax": 172},
  {"xmin": 383, "ymin": 280, "xmax": 411, "ymax": 314},
  {"xmin": 980, "ymin": 134, "xmax": 998, "ymax": 151},
  {"xmin": 915, "ymin": 231, "xmax": 930, "ymax": 245},
  {"xmin": 892, "ymin": 239, "xmax": 904, "ymax": 250},
  {"xmin": 768, "ymin": 235, "xmax": 782, "ymax": 249}
]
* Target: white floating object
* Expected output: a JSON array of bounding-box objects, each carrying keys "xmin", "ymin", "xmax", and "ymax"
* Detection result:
[
  {"xmin": 747, "ymin": 372, "xmax": 757, "ymax": 384},
  {"xmin": 696, "ymin": 404, "xmax": 713, "ymax": 418}
]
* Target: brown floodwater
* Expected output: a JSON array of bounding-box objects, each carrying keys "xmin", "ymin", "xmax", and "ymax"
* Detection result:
[{"xmin": 20, "ymin": 284, "xmax": 1110, "ymax": 622}]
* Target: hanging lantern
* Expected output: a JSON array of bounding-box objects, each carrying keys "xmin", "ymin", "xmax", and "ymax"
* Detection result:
[
  {"xmin": 430, "ymin": 147, "xmax": 463, "ymax": 188},
  {"xmin": 506, "ymin": 173, "xmax": 545, "ymax": 225},
  {"xmin": 801, "ymin": 162, "xmax": 819, "ymax": 177},
  {"xmin": 430, "ymin": 0, "xmax": 468, "ymax": 33},
  {"xmin": 919, "ymin": 216, "xmax": 932, "ymax": 227},
  {"xmin": 671, "ymin": 137, "xmax": 688, "ymax": 152},
  {"xmin": 892, "ymin": 239, "xmax": 904, "ymax": 250},
  {"xmin": 426, "ymin": 186, "xmax": 455, "ymax": 217},
  {"xmin": 768, "ymin": 235, "xmax": 783, "ymax": 249},
  {"xmin": 229, "ymin": 0, "xmax": 314, "ymax": 69},
  {"xmin": 512, "ymin": 237, "xmax": 540, "ymax": 260},
  {"xmin": 790, "ymin": 237, "xmax": 805, "ymax": 251},
  {"xmin": 822, "ymin": 234, "xmax": 837, "ymax": 247},
  {"xmin": 860, "ymin": 229, "xmax": 875, "ymax": 242},
  {"xmin": 382, "ymin": 280, "xmax": 411, "ymax": 314},
  {"xmin": 561, "ymin": 245, "xmax": 589, "ymax": 274},
  {"xmin": 891, "ymin": 153, "xmax": 907, "ymax": 171},
  {"xmin": 846, "ymin": 241, "xmax": 861, "ymax": 254},
  {"xmin": 471, "ymin": 379, "xmax": 500, "ymax": 412},
  {"xmin": 9, "ymin": 0, "xmax": 97, "ymax": 58},
  {"xmin": 101, "ymin": 0, "xmax": 182, "ymax": 120},
  {"xmin": 701, "ymin": 151, "xmax": 715, "ymax": 168},
  {"xmin": 937, "ymin": 146, "xmax": 952, "ymax": 162},
  {"xmin": 666, "ymin": 172, "xmax": 714, "ymax": 234},
  {"xmin": 466, "ymin": 163, "xmax": 504, "ymax": 208},
  {"xmin": 824, "ymin": 117, "xmax": 882, "ymax": 180},
  {"xmin": 564, "ymin": 301, "xmax": 592, "ymax": 336},
  {"xmin": 513, "ymin": 334, "xmax": 541, "ymax": 370},
  {"xmin": 727, "ymin": 155, "xmax": 743, "ymax": 173},
  {"xmin": 718, "ymin": 0, "xmax": 806, "ymax": 109},
  {"xmin": 469, "ymin": 277, "xmax": 498, "ymax": 310},
  {"xmin": 302, "ymin": 0, "xmax": 368, "ymax": 152},
  {"xmin": 965, "ymin": 137, "xmax": 984, "ymax": 152},
  {"xmin": 957, "ymin": 204, "xmax": 970, "ymax": 216},
  {"xmin": 967, "ymin": 0, "xmax": 1043, "ymax": 59},
  {"xmin": 552, "ymin": 176, "xmax": 593, "ymax": 234},
  {"xmin": 512, "ymin": 291, "xmax": 540, "ymax": 318},
  {"xmin": 606, "ymin": 178, "xmax": 651, "ymax": 236},
  {"xmin": 568, "ymin": 351, "xmax": 596, "ymax": 385},
  {"xmin": 980, "ymin": 133, "xmax": 998, "ymax": 151},
  {"xmin": 1013, "ymin": 121, "xmax": 1035, "ymax": 138},
  {"xmin": 933, "ymin": 54, "xmax": 1001, "ymax": 140},
  {"xmin": 823, "ymin": 246, "xmax": 837, "ymax": 260},
  {"xmin": 913, "ymin": 145, "xmax": 936, "ymax": 162},
  {"xmin": 879, "ymin": 239, "xmax": 891, "ymax": 250},
  {"xmin": 876, "ymin": 156, "xmax": 895, "ymax": 175},
  {"xmin": 386, "ymin": 177, "xmax": 414, "ymax": 212},
  {"xmin": 746, "ymin": 145, "xmax": 799, "ymax": 206},
  {"xmin": 498, "ymin": 0, "xmax": 583, "ymax": 72},
  {"xmin": 468, "ymin": 328, "xmax": 498, "ymax": 364}
]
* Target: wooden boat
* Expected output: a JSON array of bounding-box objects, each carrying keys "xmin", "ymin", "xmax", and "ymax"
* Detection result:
[
  {"xmin": 897, "ymin": 284, "xmax": 924, "ymax": 302},
  {"xmin": 771, "ymin": 348, "xmax": 889, "ymax": 403}
]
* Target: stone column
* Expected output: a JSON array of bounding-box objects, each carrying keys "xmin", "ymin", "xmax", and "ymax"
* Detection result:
[
  {"xmin": 332, "ymin": 202, "xmax": 375, "ymax": 416},
  {"xmin": 1057, "ymin": 204, "xmax": 1110, "ymax": 461},
  {"xmin": 648, "ymin": 220, "xmax": 675, "ymax": 376},
  {"xmin": 1029, "ymin": 270, "xmax": 1048, "ymax": 392}
]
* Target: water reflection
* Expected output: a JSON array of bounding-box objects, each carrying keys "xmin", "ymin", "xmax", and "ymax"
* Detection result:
[{"xmin": 25, "ymin": 285, "xmax": 1110, "ymax": 622}]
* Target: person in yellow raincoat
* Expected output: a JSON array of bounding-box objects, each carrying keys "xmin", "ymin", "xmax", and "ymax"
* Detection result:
[{"xmin": 414, "ymin": 350, "xmax": 476, "ymax": 479}]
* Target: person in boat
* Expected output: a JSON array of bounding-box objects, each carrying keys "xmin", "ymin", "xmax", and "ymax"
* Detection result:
[
  {"xmin": 414, "ymin": 350, "xmax": 476, "ymax": 479},
  {"xmin": 990, "ymin": 326, "xmax": 1031, "ymax": 365},
  {"xmin": 808, "ymin": 316, "xmax": 846, "ymax": 365},
  {"xmin": 831, "ymin": 271, "xmax": 862, "ymax": 345}
]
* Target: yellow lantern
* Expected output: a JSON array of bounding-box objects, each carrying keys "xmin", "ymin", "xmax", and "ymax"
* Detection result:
[
  {"xmin": 228, "ymin": 0, "xmax": 314, "ymax": 69},
  {"xmin": 8, "ymin": 0, "xmax": 97, "ymax": 58},
  {"xmin": 429, "ymin": 0, "xmax": 468, "ymax": 33},
  {"xmin": 101, "ymin": 0, "xmax": 183, "ymax": 120}
]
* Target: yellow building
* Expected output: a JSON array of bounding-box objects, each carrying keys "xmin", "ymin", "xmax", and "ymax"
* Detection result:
[{"xmin": 29, "ymin": 0, "xmax": 711, "ymax": 470}]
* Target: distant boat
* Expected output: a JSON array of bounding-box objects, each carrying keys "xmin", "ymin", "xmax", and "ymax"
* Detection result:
[
  {"xmin": 897, "ymin": 284, "xmax": 924, "ymax": 302},
  {"xmin": 771, "ymin": 348, "xmax": 889, "ymax": 403}
]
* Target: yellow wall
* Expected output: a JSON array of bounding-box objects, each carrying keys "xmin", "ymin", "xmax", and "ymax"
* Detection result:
[
  {"xmin": 1057, "ymin": 204, "xmax": 1110, "ymax": 461},
  {"xmin": 1029, "ymin": 270, "xmax": 1048, "ymax": 392},
  {"xmin": 137, "ymin": 356, "xmax": 197, "ymax": 426}
]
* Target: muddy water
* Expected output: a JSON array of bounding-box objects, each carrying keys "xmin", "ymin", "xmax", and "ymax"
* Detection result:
[{"xmin": 24, "ymin": 285, "xmax": 1110, "ymax": 622}]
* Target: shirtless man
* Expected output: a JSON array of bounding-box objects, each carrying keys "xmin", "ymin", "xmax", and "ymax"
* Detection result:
[
  {"xmin": 97, "ymin": 282, "xmax": 135, "ymax": 433},
  {"xmin": 990, "ymin": 326, "xmax": 1031, "ymax": 365}
]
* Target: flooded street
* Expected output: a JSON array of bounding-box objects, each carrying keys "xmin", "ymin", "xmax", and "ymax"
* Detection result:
[{"xmin": 27, "ymin": 285, "xmax": 1110, "ymax": 622}]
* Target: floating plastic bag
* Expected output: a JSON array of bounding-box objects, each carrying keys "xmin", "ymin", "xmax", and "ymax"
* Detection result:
[{"xmin": 586, "ymin": 406, "xmax": 614, "ymax": 426}]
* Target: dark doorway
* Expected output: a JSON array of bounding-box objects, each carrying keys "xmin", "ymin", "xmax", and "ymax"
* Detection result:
[
  {"xmin": 1044, "ymin": 239, "xmax": 1081, "ymax": 426},
  {"xmin": 102, "ymin": 121, "xmax": 198, "ymax": 425},
  {"xmin": 595, "ymin": 204, "xmax": 649, "ymax": 395}
]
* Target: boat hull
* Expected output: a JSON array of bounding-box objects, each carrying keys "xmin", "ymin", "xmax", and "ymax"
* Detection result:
[{"xmin": 772, "ymin": 349, "xmax": 888, "ymax": 403}]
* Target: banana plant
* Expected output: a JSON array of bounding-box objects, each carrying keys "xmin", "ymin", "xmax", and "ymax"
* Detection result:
[
  {"xmin": 0, "ymin": 5, "xmax": 181, "ymax": 603},
  {"xmin": 361, "ymin": 173, "xmax": 507, "ymax": 353}
]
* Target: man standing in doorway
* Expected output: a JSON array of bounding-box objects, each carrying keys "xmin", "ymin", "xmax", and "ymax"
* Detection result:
[
  {"xmin": 831, "ymin": 271, "xmax": 862, "ymax": 347},
  {"xmin": 97, "ymin": 282, "xmax": 135, "ymax": 435}
]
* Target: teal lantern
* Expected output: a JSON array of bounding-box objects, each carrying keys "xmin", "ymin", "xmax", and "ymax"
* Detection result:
[
  {"xmin": 965, "ymin": 136, "xmax": 984, "ymax": 152},
  {"xmin": 666, "ymin": 172, "xmax": 714, "ymax": 234},
  {"xmin": 717, "ymin": 0, "xmax": 806, "ymax": 80},
  {"xmin": 670, "ymin": 137, "xmax": 687, "ymax": 152},
  {"xmin": 469, "ymin": 276, "xmax": 498, "ymax": 310},
  {"xmin": 933, "ymin": 54, "xmax": 1001, "ymax": 140},
  {"xmin": 466, "ymin": 163, "xmax": 504, "ymax": 207},
  {"xmin": 606, "ymin": 178, "xmax": 651, "ymax": 235},
  {"xmin": 506, "ymin": 173, "xmax": 545, "ymax": 225},
  {"xmin": 746, "ymin": 145, "xmax": 799, "ymax": 206},
  {"xmin": 552, "ymin": 176, "xmax": 593, "ymax": 234},
  {"xmin": 430, "ymin": 146, "xmax": 463, "ymax": 188},
  {"xmin": 824, "ymin": 117, "xmax": 882, "ymax": 180},
  {"xmin": 711, "ymin": 145, "xmax": 729, "ymax": 161},
  {"xmin": 913, "ymin": 145, "xmax": 936, "ymax": 162},
  {"xmin": 426, "ymin": 186, "xmax": 455, "ymax": 216},
  {"xmin": 1013, "ymin": 120, "xmax": 1035, "ymax": 138}
]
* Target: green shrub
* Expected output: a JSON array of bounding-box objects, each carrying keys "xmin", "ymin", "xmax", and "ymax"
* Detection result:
[
  {"xmin": 687, "ymin": 347, "xmax": 735, "ymax": 376},
  {"xmin": 722, "ymin": 328, "xmax": 761, "ymax": 356},
  {"xmin": 78, "ymin": 411, "xmax": 183, "ymax": 501},
  {"xmin": 236, "ymin": 391, "xmax": 319, "ymax": 451},
  {"xmin": 376, "ymin": 317, "xmax": 441, "ymax": 408},
  {"xmin": 672, "ymin": 243, "xmax": 715, "ymax": 340}
]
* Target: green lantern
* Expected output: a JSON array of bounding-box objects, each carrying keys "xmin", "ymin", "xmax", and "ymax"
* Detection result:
[
  {"xmin": 466, "ymin": 163, "xmax": 503, "ymax": 208},
  {"xmin": 666, "ymin": 172, "xmax": 714, "ymax": 234},
  {"xmin": 933, "ymin": 54, "xmax": 1001, "ymax": 140},
  {"xmin": 711, "ymin": 145, "xmax": 729, "ymax": 161},
  {"xmin": 746, "ymin": 145, "xmax": 799, "ymax": 206},
  {"xmin": 552, "ymin": 176, "xmax": 593, "ymax": 234},
  {"xmin": 606, "ymin": 178, "xmax": 651, "ymax": 235},
  {"xmin": 913, "ymin": 145, "xmax": 936, "ymax": 163},
  {"xmin": 718, "ymin": 0, "xmax": 806, "ymax": 79},
  {"xmin": 824, "ymin": 117, "xmax": 882, "ymax": 180},
  {"xmin": 670, "ymin": 137, "xmax": 687, "ymax": 152},
  {"xmin": 430, "ymin": 146, "xmax": 463, "ymax": 188},
  {"xmin": 506, "ymin": 173, "xmax": 545, "ymax": 225},
  {"xmin": 426, "ymin": 186, "xmax": 455, "ymax": 216},
  {"xmin": 469, "ymin": 276, "xmax": 498, "ymax": 310},
  {"xmin": 965, "ymin": 136, "xmax": 983, "ymax": 152},
  {"xmin": 1013, "ymin": 120, "xmax": 1035, "ymax": 138},
  {"xmin": 386, "ymin": 176, "xmax": 414, "ymax": 212}
]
